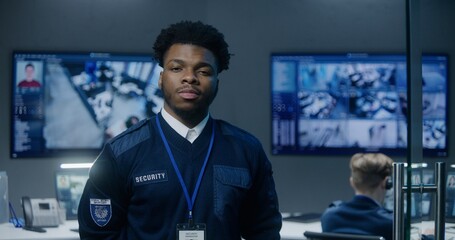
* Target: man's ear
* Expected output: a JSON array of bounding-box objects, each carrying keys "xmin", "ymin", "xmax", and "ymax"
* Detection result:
[{"xmin": 349, "ymin": 177, "xmax": 355, "ymax": 189}]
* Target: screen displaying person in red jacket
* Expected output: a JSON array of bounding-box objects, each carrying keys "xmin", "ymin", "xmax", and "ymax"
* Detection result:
[{"xmin": 18, "ymin": 63, "xmax": 42, "ymax": 88}]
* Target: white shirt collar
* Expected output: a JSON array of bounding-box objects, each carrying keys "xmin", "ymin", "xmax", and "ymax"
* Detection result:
[{"xmin": 160, "ymin": 108, "xmax": 209, "ymax": 142}]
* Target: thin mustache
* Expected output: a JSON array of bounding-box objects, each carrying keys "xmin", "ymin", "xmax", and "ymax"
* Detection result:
[{"xmin": 177, "ymin": 85, "xmax": 200, "ymax": 94}]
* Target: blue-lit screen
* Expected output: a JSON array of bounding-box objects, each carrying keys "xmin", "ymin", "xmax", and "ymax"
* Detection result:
[
  {"xmin": 447, "ymin": 171, "xmax": 455, "ymax": 222},
  {"xmin": 55, "ymin": 169, "xmax": 89, "ymax": 220},
  {"xmin": 11, "ymin": 51, "xmax": 163, "ymax": 158},
  {"xmin": 271, "ymin": 53, "xmax": 448, "ymax": 157}
]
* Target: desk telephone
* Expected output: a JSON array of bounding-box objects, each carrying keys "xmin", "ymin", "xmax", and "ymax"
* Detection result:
[{"xmin": 21, "ymin": 196, "xmax": 60, "ymax": 232}]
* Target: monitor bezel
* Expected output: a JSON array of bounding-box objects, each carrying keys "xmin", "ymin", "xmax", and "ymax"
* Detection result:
[
  {"xmin": 270, "ymin": 52, "xmax": 449, "ymax": 157},
  {"xmin": 10, "ymin": 50, "xmax": 162, "ymax": 159}
]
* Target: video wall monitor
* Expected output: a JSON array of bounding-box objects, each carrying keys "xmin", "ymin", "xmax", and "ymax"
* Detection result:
[
  {"xmin": 55, "ymin": 169, "xmax": 89, "ymax": 220},
  {"xmin": 11, "ymin": 51, "xmax": 163, "ymax": 158},
  {"xmin": 271, "ymin": 53, "xmax": 448, "ymax": 157}
]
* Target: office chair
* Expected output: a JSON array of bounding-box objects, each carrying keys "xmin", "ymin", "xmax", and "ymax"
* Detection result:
[{"xmin": 303, "ymin": 231, "xmax": 385, "ymax": 240}]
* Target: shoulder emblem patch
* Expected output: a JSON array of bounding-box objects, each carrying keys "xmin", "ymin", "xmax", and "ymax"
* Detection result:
[{"xmin": 90, "ymin": 198, "xmax": 112, "ymax": 227}]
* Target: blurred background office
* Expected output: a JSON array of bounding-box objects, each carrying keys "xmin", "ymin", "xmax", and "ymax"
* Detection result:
[{"xmin": 0, "ymin": 0, "xmax": 454, "ymax": 218}]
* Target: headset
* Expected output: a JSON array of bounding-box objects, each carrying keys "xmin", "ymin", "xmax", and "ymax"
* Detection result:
[{"xmin": 385, "ymin": 177, "xmax": 393, "ymax": 190}]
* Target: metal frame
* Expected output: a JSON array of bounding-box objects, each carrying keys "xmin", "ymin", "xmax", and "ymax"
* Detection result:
[{"xmin": 393, "ymin": 162, "xmax": 446, "ymax": 240}]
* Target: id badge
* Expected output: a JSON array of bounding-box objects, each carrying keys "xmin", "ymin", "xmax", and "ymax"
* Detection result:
[{"xmin": 176, "ymin": 223, "xmax": 206, "ymax": 240}]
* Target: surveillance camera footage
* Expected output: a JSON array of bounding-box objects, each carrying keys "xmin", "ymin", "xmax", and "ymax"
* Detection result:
[
  {"xmin": 11, "ymin": 52, "xmax": 163, "ymax": 158},
  {"xmin": 271, "ymin": 53, "xmax": 448, "ymax": 156}
]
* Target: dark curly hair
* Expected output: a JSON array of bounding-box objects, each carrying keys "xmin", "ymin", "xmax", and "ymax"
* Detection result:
[{"xmin": 153, "ymin": 20, "xmax": 231, "ymax": 73}]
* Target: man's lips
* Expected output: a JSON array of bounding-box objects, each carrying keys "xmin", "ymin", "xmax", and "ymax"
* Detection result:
[{"xmin": 178, "ymin": 87, "xmax": 200, "ymax": 100}]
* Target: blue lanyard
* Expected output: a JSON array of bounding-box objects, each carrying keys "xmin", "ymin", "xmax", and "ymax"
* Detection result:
[{"xmin": 155, "ymin": 115, "xmax": 215, "ymax": 224}]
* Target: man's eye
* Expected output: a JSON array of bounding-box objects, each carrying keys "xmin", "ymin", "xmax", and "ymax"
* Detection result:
[
  {"xmin": 170, "ymin": 67, "xmax": 181, "ymax": 72},
  {"xmin": 198, "ymin": 70, "xmax": 212, "ymax": 76}
]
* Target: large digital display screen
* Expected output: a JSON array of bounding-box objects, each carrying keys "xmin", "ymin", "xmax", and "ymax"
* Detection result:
[
  {"xmin": 271, "ymin": 53, "xmax": 448, "ymax": 157},
  {"xmin": 11, "ymin": 51, "xmax": 163, "ymax": 158}
]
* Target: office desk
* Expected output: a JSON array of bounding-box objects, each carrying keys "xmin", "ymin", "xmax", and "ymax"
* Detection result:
[
  {"xmin": 0, "ymin": 220, "xmax": 79, "ymax": 240},
  {"xmin": 1, "ymin": 220, "xmax": 301, "ymax": 240},
  {"xmin": 0, "ymin": 219, "xmax": 312, "ymax": 240},
  {"xmin": 281, "ymin": 220, "xmax": 455, "ymax": 240},
  {"xmin": 281, "ymin": 220, "xmax": 321, "ymax": 239},
  {"xmin": 2, "ymin": 219, "xmax": 454, "ymax": 240},
  {"xmin": 410, "ymin": 221, "xmax": 455, "ymax": 240}
]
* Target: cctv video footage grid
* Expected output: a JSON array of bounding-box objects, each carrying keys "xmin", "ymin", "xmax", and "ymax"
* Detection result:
[{"xmin": 271, "ymin": 53, "xmax": 448, "ymax": 157}]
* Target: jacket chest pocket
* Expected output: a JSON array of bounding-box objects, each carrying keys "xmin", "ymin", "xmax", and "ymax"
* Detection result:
[{"xmin": 213, "ymin": 165, "xmax": 251, "ymax": 218}]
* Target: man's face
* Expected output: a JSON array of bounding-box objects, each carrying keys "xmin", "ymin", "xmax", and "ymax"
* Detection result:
[
  {"xmin": 25, "ymin": 66, "xmax": 35, "ymax": 80},
  {"xmin": 159, "ymin": 44, "xmax": 219, "ymax": 123}
]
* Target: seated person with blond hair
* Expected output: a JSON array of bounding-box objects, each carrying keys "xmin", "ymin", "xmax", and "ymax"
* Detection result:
[{"xmin": 321, "ymin": 153, "xmax": 394, "ymax": 240}]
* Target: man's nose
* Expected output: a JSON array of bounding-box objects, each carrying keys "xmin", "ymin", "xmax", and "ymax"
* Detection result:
[{"xmin": 181, "ymin": 69, "xmax": 198, "ymax": 84}]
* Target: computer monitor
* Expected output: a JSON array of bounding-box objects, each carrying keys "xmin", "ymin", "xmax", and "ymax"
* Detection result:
[
  {"xmin": 11, "ymin": 51, "xmax": 163, "ymax": 158},
  {"xmin": 55, "ymin": 169, "xmax": 89, "ymax": 220},
  {"xmin": 406, "ymin": 169, "xmax": 434, "ymax": 222},
  {"xmin": 421, "ymin": 169, "xmax": 434, "ymax": 219},
  {"xmin": 271, "ymin": 53, "xmax": 448, "ymax": 157},
  {"xmin": 383, "ymin": 168, "xmax": 433, "ymax": 221},
  {"xmin": 446, "ymin": 171, "xmax": 455, "ymax": 222}
]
